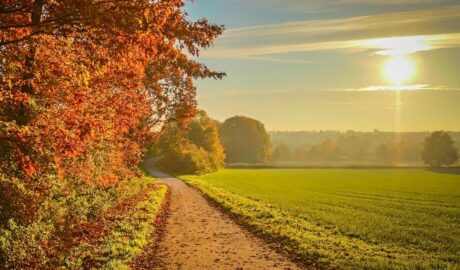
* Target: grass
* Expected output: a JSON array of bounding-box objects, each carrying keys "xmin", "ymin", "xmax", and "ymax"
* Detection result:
[
  {"xmin": 64, "ymin": 176, "xmax": 168, "ymax": 269},
  {"xmin": 181, "ymin": 169, "xmax": 460, "ymax": 269}
]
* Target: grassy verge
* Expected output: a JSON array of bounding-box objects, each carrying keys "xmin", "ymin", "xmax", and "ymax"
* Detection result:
[
  {"xmin": 63, "ymin": 176, "xmax": 168, "ymax": 269},
  {"xmin": 181, "ymin": 173, "xmax": 459, "ymax": 269}
]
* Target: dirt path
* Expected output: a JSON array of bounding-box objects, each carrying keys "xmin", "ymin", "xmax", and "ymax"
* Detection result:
[{"xmin": 147, "ymin": 169, "xmax": 301, "ymax": 270}]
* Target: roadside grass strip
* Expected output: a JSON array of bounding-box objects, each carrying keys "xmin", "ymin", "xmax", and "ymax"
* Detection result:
[{"xmin": 64, "ymin": 179, "xmax": 167, "ymax": 269}]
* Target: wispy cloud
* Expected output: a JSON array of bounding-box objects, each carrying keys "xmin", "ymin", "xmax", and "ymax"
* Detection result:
[
  {"xmin": 358, "ymin": 34, "xmax": 460, "ymax": 55},
  {"xmin": 329, "ymin": 84, "xmax": 460, "ymax": 92},
  {"xmin": 204, "ymin": 5, "xmax": 460, "ymax": 59},
  {"xmin": 230, "ymin": 0, "xmax": 454, "ymax": 13},
  {"xmin": 231, "ymin": 55, "xmax": 312, "ymax": 64}
]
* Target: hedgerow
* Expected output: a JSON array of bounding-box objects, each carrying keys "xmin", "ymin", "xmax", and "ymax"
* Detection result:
[
  {"xmin": 0, "ymin": 175, "xmax": 167, "ymax": 269},
  {"xmin": 0, "ymin": 173, "xmax": 118, "ymax": 268}
]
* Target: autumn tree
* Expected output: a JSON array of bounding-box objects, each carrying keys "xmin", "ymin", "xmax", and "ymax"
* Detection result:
[
  {"xmin": 0, "ymin": 1, "xmax": 224, "ymax": 266},
  {"xmin": 422, "ymin": 131, "xmax": 459, "ymax": 167},
  {"xmin": 0, "ymin": 0, "xmax": 224, "ymax": 185},
  {"xmin": 219, "ymin": 116, "xmax": 271, "ymax": 164}
]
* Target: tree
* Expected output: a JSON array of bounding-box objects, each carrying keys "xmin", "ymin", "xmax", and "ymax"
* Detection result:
[
  {"xmin": 152, "ymin": 110, "xmax": 225, "ymax": 174},
  {"xmin": 422, "ymin": 131, "xmax": 459, "ymax": 167},
  {"xmin": 188, "ymin": 110, "xmax": 225, "ymax": 171},
  {"xmin": 375, "ymin": 144, "xmax": 390, "ymax": 162},
  {"xmin": 219, "ymin": 116, "xmax": 271, "ymax": 164},
  {"xmin": 0, "ymin": 0, "xmax": 224, "ymax": 184},
  {"xmin": 316, "ymin": 139, "xmax": 341, "ymax": 161},
  {"xmin": 273, "ymin": 144, "xmax": 291, "ymax": 161}
]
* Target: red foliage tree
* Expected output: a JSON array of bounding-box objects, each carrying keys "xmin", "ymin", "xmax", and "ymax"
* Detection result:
[{"xmin": 0, "ymin": 0, "xmax": 224, "ymax": 185}]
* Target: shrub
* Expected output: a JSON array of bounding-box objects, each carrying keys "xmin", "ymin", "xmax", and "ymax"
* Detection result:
[
  {"xmin": 0, "ymin": 173, "xmax": 120, "ymax": 267},
  {"xmin": 0, "ymin": 219, "xmax": 53, "ymax": 268},
  {"xmin": 157, "ymin": 142, "xmax": 212, "ymax": 175}
]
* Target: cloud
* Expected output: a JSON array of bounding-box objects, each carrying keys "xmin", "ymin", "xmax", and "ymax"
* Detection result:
[
  {"xmin": 230, "ymin": 0, "xmax": 452, "ymax": 13},
  {"xmin": 204, "ymin": 5, "xmax": 460, "ymax": 59},
  {"xmin": 358, "ymin": 34, "xmax": 460, "ymax": 55},
  {"xmin": 231, "ymin": 55, "xmax": 312, "ymax": 63},
  {"xmin": 328, "ymin": 84, "xmax": 460, "ymax": 92}
]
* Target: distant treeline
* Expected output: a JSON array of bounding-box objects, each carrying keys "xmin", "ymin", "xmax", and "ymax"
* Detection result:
[{"xmin": 270, "ymin": 131, "xmax": 460, "ymax": 165}]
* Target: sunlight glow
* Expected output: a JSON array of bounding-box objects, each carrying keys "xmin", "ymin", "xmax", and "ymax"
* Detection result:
[{"xmin": 383, "ymin": 56, "xmax": 415, "ymax": 86}]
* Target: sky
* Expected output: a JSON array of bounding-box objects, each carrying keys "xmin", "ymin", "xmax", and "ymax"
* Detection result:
[{"xmin": 185, "ymin": 0, "xmax": 460, "ymax": 131}]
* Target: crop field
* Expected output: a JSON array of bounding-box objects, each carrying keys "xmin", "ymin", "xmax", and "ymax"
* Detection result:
[{"xmin": 182, "ymin": 169, "xmax": 460, "ymax": 269}]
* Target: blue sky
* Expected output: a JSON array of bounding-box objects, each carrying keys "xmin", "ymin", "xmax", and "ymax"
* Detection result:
[{"xmin": 185, "ymin": 0, "xmax": 460, "ymax": 131}]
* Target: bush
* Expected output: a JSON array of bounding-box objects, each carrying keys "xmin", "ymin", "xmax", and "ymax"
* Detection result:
[
  {"xmin": 157, "ymin": 142, "xmax": 213, "ymax": 175},
  {"xmin": 0, "ymin": 173, "xmax": 121, "ymax": 268},
  {"xmin": 0, "ymin": 173, "xmax": 60, "ymax": 267},
  {"xmin": 0, "ymin": 219, "xmax": 53, "ymax": 268}
]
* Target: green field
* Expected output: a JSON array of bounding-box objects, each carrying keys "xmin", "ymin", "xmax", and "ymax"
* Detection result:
[{"xmin": 182, "ymin": 169, "xmax": 460, "ymax": 269}]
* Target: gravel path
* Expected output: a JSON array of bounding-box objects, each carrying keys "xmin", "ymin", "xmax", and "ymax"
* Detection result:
[{"xmin": 147, "ymin": 169, "xmax": 301, "ymax": 270}]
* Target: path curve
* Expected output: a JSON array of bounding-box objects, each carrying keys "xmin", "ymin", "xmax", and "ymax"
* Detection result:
[{"xmin": 148, "ymin": 169, "xmax": 301, "ymax": 270}]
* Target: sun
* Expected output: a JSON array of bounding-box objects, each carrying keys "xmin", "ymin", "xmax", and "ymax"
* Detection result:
[{"xmin": 383, "ymin": 56, "xmax": 415, "ymax": 86}]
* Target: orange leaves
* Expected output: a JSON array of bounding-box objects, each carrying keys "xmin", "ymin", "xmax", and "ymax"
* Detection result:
[
  {"xmin": 1, "ymin": 0, "xmax": 224, "ymax": 186},
  {"xmin": 18, "ymin": 151, "xmax": 37, "ymax": 177}
]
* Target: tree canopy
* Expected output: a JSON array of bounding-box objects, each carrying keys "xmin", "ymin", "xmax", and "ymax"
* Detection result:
[
  {"xmin": 219, "ymin": 116, "xmax": 271, "ymax": 164},
  {"xmin": 273, "ymin": 144, "xmax": 291, "ymax": 161},
  {"xmin": 152, "ymin": 110, "xmax": 225, "ymax": 174},
  {"xmin": 0, "ymin": 0, "xmax": 224, "ymax": 185},
  {"xmin": 422, "ymin": 131, "xmax": 459, "ymax": 167}
]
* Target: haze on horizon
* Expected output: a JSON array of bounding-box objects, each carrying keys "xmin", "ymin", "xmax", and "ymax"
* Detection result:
[{"xmin": 185, "ymin": 0, "xmax": 460, "ymax": 132}]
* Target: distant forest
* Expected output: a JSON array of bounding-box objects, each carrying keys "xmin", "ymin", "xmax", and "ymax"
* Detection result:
[{"xmin": 270, "ymin": 131, "xmax": 460, "ymax": 165}]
